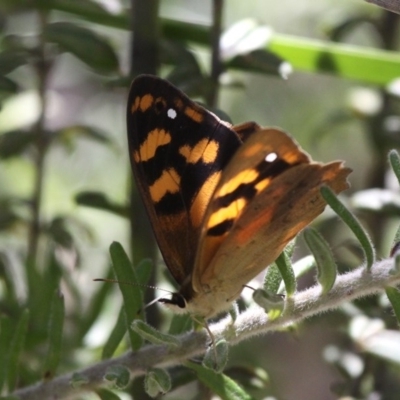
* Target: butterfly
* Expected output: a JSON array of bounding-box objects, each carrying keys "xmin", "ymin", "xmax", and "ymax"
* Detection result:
[{"xmin": 126, "ymin": 75, "xmax": 351, "ymax": 319}]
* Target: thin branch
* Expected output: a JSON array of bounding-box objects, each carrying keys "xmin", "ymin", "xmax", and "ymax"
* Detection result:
[
  {"xmin": 10, "ymin": 258, "xmax": 400, "ymax": 399},
  {"xmin": 27, "ymin": 11, "xmax": 51, "ymax": 265},
  {"xmin": 207, "ymin": 0, "xmax": 224, "ymax": 107}
]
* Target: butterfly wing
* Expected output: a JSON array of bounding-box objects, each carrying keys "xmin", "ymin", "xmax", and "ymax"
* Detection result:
[
  {"xmin": 127, "ymin": 75, "xmax": 246, "ymax": 284},
  {"xmin": 192, "ymin": 128, "xmax": 351, "ymax": 292}
]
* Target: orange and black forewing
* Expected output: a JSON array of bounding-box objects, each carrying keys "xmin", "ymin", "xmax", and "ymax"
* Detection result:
[{"xmin": 126, "ymin": 75, "xmax": 247, "ymax": 285}]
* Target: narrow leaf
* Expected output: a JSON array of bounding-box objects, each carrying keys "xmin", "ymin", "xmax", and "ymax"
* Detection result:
[
  {"xmin": 70, "ymin": 372, "xmax": 89, "ymax": 388},
  {"xmin": 389, "ymin": 150, "xmax": 400, "ymax": 186},
  {"xmin": 203, "ymin": 340, "xmax": 229, "ymax": 373},
  {"xmin": 0, "ymin": 50, "xmax": 28, "ymax": 75},
  {"xmin": 109, "ymin": 242, "xmax": 143, "ymax": 350},
  {"xmin": 44, "ymin": 22, "xmax": 119, "ymax": 74},
  {"xmin": 168, "ymin": 314, "xmax": 193, "ymax": 335},
  {"xmin": 263, "ymin": 264, "xmax": 282, "ymax": 294},
  {"xmin": 144, "ymin": 368, "xmax": 171, "ymax": 397},
  {"xmin": 275, "ymin": 251, "xmax": 296, "ymax": 296},
  {"xmin": 0, "ymin": 76, "xmax": 18, "ymax": 94},
  {"xmin": 228, "ymin": 302, "xmax": 239, "ymax": 322},
  {"xmin": 253, "ymin": 289, "xmax": 284, "ymax": 318},
  {"xmin": 75, "ymin": 192, "xmax": 128, "ymax": 218},
  {"xmin": 303, "ymin": 228, "xmax": 337, "ymax": 294},
  {"xmin": 104, "ymin": 365, "xmax": 130, "ymax": 389},
  {"xmin": 227, "ymin": 49, "xmax": 292, "ymax": 79},
  {"xmin": 131, "ymin": 320, "xmax": 179, "ymax": 348},
  {"xmin": 0, "ymin": 316, "xmax": 12, "ymax": 392},
  {"xmin": 135, "ymin": 258, "xmax": 153, "ymax": 286},
  {"xmin": 6, "ymin": 309, "xmax": 29, "ymax": 391},
  {"xmin": 95, "ymin": 388, "xmax": 123, "ymax": 400},
  {"xmin": 43, "ymin": 290, "xmax": 65, "ymax": 379},
  {"xmin": 0, "ymin": 130, "xmax": 36, "ymax": 159},
  {"xmin": 386, "ymin": 287, "xmax": 400, "ymax": 324},
  {"xmin": 79, "ymin": 266, "xmax": 114, "ymax": 341},
  {"xmin": 269, "ymin": 34, "xmax": 400, "ymax": 85},
  {"xmin": 320, "ymin": 186, "xmax": 375, "ymax": 269},
  {"xmin": 186, "ymin": 361, "xmax": 256, "ymax": 400},
  {"xmin": 101, "ymin": 306, "xmax": 127, "ymax": 360},
  {"xmin": 55, "ymin": 125, "xmax": 113, "ymax": 147}
]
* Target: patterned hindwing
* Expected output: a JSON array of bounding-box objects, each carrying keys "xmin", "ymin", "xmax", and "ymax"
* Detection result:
[
  {"xmin": 126, "ymin": 75, "xmax": 244, "ymax": 285},
  {"xmin": 192, "ymin": 128, "xmax": 352, "ymax": 292}
]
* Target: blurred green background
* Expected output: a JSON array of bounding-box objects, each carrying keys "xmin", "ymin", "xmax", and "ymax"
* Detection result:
[{"xmin": 1, "ymin": 0, "xmax": 400, "ymax": 399}]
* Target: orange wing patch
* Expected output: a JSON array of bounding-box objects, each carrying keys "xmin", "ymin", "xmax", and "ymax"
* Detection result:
[
  {"xmin": 185, "ymin": 106, "xmax": 204, "ymax": 123},
  {"xmin": 149, "ymin": 168, "xmax": 181, "ymax": 203},
  {"xmin": 190, "ymin": 171, "xmax": 221, "ymax": 228},
  {"xmin": 133, "ymin": 129, "xmax": 171, "ymax": 163},
  {"xmin": 179, "ymin": 139, "xmax": 219, "ymax": 164}
]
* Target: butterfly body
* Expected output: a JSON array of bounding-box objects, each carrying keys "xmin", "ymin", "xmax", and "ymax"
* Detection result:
[{"xmin": 127, "ymin": 75, "xmax": 351, "ymax": 319}]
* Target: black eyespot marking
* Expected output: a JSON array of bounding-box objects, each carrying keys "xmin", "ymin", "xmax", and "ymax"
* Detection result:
[{"xmin": 154, "ymin": 98, "xmax": 166, "ymax": 113}]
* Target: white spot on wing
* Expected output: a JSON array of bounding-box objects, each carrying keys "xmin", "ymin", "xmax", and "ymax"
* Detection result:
[
  {"xmin": 167, "ymin": 108, "xmax": 177, "ymax": 119},
  {"xmin": 265, "ymin": 152, "xmax": 277, "ymax": 163}
]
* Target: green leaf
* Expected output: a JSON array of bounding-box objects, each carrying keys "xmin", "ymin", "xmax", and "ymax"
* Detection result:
[
  {"xmin": 227, "ymin": 49, "xmax": 292, "ymax": 79},
  {"xmin": 0, "ymin": 201, "xmax": 21, "ymax": 231},
  {"xmin": 303, "ymin": 228, "xmax": 337, "ymax": 294},
  {"xmin": 320, "ymin": 186, "xmax": 375, "ymax": 269},
  {"xmin": 326, "ymin": 16, "xmax": 377, "ymax": 42},
  {"xmin": 269, "ymin": 34, "xmax": 400, "ymax": 85},
  {"xmin": 0, "ymin": 316, "xmax": 13, "ymax": 392},
  {"xmin": 43, "ymin": 0, "xmax": 129, "ymax": 30},
  {"xmin": 275, "ymin": 251, "xmax": 296, "ymax": 297},
  {"xmin": 228, "ymin": 302, "xmax": 239, "ymax": 322},
  {"xmin": 79, "ymin": 266, "xmax": 114, "ymax": 341},
  {"xmin": 101, "ymin": 306, "xmax": 127, "ymax": 360},
  {"xmin": 109, "ymin": 242, "xmax": 143, "ymax": 350},
  {"xmin": 160, "ymin": 40, "xmax": 201, "ymax": 73},
  {"xmin": 0, "ymin": 49, "xmax": 29, "ymax": 75},
  {"xmin": 144, "ymin": 368, "xmax": 171, "ymax": 397},
  {"xmin": 95, "ymin": 388, "xmax": 123, "ymax": 400},
  {"xmin": 0, "ymin": 130, "xmax": 36, "ymax": 159},
  {"xmin": 253, "ymin": 289, "xmax": 284, "ymax": 317},
  {"xmin": 389, "ymin": 150, "xmax": 400, "ymax": 186},
  {"xmin": 6, "ymin": 309, "xmax": 29, "ymax": 391},
  {"xmin": 41, "ymin": 5, "xmax": 400, "ymax": 85},
  {"xmin": 0, "ymin": 76, "xmax": 18, "ymax": 95},
  {"xmin": 27, "ymin": 252, "xmax": 63, "ymax": 332},
  {"xmin": 75, "ymin": 192, "xmax": 128, "ymax": 218},
  {"xmin": 55, "ymin": 125, "xmax": 113, "ymax": 151},
  {"xmin": 69, "ymin": 372, "xmax": 89, "ymax": 388},
  {"xmin": 186, "ymin": 361, "xmax": 256, "ymax": 400},
  {"xmin": 386, "ymin": 287, "xmax": 400, "ymax": 324},
  {"xmin": 168, "ymin": 314, "xmax": 193, "ymax": 335},
  {"xmin": 46, "ymin": 217, "xmax": 74, "ymax": 249},
  {"xmin": 203, "ymin": 340, "xmax": 229, "ymax": 373},
  {"xmin": 104, "ymin": 365, "xmax": 130, "ymax": 390},
  {"xmin": 263, "ymin": 264, "xmax": 282, "ymax": 294},
  {"xmin": 131, "ymin": 320, "xmax": 179, "ymax": 348},
  {"xmin": 44, "ymin": 22, "xmax": 119, "ymax": 74},
  {"xmin": 43, "ymin": 290, "xmax": 65, "ymax": 379},
  {"xmin": 135, "ymin": 258, "xmax": 153, "ymax": 286}
]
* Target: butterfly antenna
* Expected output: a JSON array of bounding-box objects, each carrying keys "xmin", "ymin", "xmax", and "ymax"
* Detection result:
[
  {"xmin": 94, "ymin": 278, "xmax": 179, "ymax": 315},
  {"xmin": 94, "ymin": 278, "xmax": 177, "ymax": 294}
]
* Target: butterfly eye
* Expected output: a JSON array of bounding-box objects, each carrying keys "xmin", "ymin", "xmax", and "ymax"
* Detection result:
[{"xmin": 265, "ymin": 152, "xmax": 278, "ymax": 163}]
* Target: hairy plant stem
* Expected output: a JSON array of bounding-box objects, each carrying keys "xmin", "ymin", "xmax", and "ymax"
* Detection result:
[{"xmin": 11, "ymin": 258, "xmax": 399, "ymax": 400}]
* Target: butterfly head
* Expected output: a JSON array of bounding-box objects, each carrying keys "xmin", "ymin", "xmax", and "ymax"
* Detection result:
[{"xmin": 158, "ymin": 292, "xmax": 187, "ymax": 311}]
